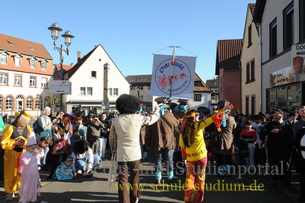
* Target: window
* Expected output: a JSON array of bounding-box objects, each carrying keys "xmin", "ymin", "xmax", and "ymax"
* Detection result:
[
  {"xmin": 91, "ymin": 71, "xmax": 96, "ymax": 78},
  {"xmin": 270, "ymin": 19, "xmax": 278, "ymax": 58},
  {"xmin": 15, "ymin": 55, "xmax": 21, "ymax": 67},
  {"xmin": 14, "ymin": 75, "xmax": 22, "ymax": 86},
  {"xmin": 0, "ymin": 73, "xmax": 8, "ymax": 85},
  {"xmin": 6, "ymin": 96, "xmax": 13, "ymax": 110},
  {"xmin": 30, "ymin": 58, "xmax": 36, "ymax": 69},
  {"xmin": 109, "ymin": 88, "xmax": 113, "ymax": 96},
  {"xmin": 251, "ymin": 60, "xmax": 255, "ymax": 81},
  {"xmin": 41, "ymin": 78, "xmax": 48, "ymax": 88},
  {"xmin": 80, "ymin": 87, "xmax": 86, "ymax": 95},
  {"xmin": 29, "ymin": 76, "xmax": 36, "ymax": 87},
  {"xmin": 113, "ymin": 88, "xmax": 119, "ymax": 96},
  {"xmin": 300, "ymin": 0, "xmax": 305, "ymax": 41},
  {"xmin": 248, "ymin": 24, "xmax": 252, "ymax": 47},
  {"xmin": 26, "ymin": 97, "xmax": 33, "ymax": 110},
  {"xmin": 41, "ymin": 61, "xmax": 46, "ymax": 70},
  {"xmin": 246, "ymin": 63, "xmax": 250, "ymax": 82},
  {"xmin": 251, "ymin": 95, "xmax": 256, "ymax": 115},
  {"xmin": 194, "ymin": 81, "xmax": 204, "ymax": 87},
  {"xmin": 194, "ymin": 94, "xmax": 202, "ymax": 101},
  {"xmin": 87, "ymin": 87, "xmax": 93, "ymax": 95},
  {"xmin": 245, "ymin": 96, "xmax": 249, "ymax": 115},
  {"xmin": 0, "ymin": 96, "xmax": 2, "ymax": 110},
  {"xmin": 0, "ymin": 53, "xmax": 8, "ymax": 65},
  {"xmin": 283, "ymin": 3, "xmax": 294, "ymax": 50},
  {"xmin": 35, "ymin": 96, "xmax": 41, "ymax": 110}
]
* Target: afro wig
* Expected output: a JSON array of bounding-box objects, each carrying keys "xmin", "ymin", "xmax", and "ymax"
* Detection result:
[
  {"xmin": 116, "ymin": 94, "xmax": 140, "ymax": 114},
  {"xmin": 73, "ymin": 140, "xmax": 89, "ymax": 155}
]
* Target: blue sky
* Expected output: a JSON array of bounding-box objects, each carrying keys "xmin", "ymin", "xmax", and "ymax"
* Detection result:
[{"xmin": 3, "ymin": 0, "xmax": 254, "ymax": 82}]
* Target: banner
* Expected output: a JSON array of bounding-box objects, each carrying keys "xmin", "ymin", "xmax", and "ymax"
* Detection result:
[{"xmin": 150, "ymin": 54, "xmax": 196, "ymax": 100}]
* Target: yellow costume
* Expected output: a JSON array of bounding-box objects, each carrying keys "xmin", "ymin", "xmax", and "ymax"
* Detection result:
[{"xmin": 1, "ymin": 124, "xmax": 31, "ymax": 194}]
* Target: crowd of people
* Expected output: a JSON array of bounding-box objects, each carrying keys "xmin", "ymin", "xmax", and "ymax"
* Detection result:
[{"xmin": 1, "ymin": 95, "xmax": 305, "ymax": 203}]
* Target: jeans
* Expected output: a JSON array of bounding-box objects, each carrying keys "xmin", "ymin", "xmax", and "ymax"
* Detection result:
[
  {"xmin": 75, "ymin": 154, "xmax": 99, "ymax": 171},
  {"xmin": 41, "ymin": 146, "xmax": 49, "ymax": 166},
  {"xmin": 155, "ymin": 148, "xmax": 174, "ymax": 180}
]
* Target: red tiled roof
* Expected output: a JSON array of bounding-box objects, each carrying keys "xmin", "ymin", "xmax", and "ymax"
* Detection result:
[
  {"xmin": 215, "ymin": 39, "xmax": 243, "ymax": 74},
  {"xmin": 0, "ymin": 34, "xmax": 52, "ymax": 59},
  {"xmin": 54, "ymin": 64, "xmax": 74, "ymax": 71}
]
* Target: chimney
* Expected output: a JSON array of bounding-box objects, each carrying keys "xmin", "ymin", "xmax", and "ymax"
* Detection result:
[{"xmin": 77, "ymin": 51, "xmax": 81, "ymax": 62}]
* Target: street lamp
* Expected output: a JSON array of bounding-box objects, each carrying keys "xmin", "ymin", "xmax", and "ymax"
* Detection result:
[{"xmin": 48, "ymin": 23, "xmax": 74, "ymax": 111}]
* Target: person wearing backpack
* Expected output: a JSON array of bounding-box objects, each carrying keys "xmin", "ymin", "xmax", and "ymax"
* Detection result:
[{"xmin": 37, "ymin": 107, "xmax": 57, "ymax": 170}]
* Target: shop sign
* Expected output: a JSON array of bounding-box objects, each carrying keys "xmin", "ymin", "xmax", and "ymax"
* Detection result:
[
  {"xmin": 291, "ymin": 43, "xmax": 305, "ymax": 73},
  {"xmin": 269, "ymin": 66, "xmax": 296, "ymax": 87}
]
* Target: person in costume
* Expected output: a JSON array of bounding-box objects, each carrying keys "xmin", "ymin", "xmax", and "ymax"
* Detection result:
[
  {"xmin": 18, "ymin": 133, "xmax": 43, "ymax": 203},
  {"xmin": 213, "ymin": 100, "xmax": 237, "ymax": 176},
  {"xmin": 48, "ymin": 113, "xmax": 73, "ymax": 179},
  {"xmin": 179, "ymin": 104, "xmax": 233, "ymax": 203},
  {"xmin": 109, "ymin": 94, "xmax": 160, "ymax": 203},
  {"xmin": 54, "ymin": 157, "xmax": 74, "ymax": 180},
  {"xmin": 0, "ymin": 111, "xmax": 31, "ymax": 201}
]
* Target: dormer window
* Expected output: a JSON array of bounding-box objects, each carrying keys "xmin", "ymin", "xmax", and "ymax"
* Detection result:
[
  {"xmin": 28, "ymin": 45, "xmax": 34, "ymax": 50},
  {"xmin": 30, "ymin": 58, "xmax": 36, "ymax": 69},
  {"xmin": 7, "ymin": 40, "xmax": 14, "ymax": 45},
  {"xmin": 15, "ymin": 55, "xmax": 22, "ymax": 67},
  {"xmin": 0, "ymin": 53, "xmax": 8, "ymax": 65},
  {"xmin": 41, "ymin": 60, "xmax": 47, "ymax": 70}
]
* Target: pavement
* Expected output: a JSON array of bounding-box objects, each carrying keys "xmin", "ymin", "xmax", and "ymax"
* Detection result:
[{"xmin": 0, "ymin": 159, "xmax": 303, "ymax": 203}]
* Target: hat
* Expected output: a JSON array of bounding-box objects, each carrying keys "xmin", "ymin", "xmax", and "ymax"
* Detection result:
[
  {"xmin": 154, "ymin": 97, "xmax": 167, "ymax": 103},
  {"xmin": 274, "ymin": 109, "xmax": 284, "ymax": 115},
  {"xmin": 15, "ymin": 111, "xmax": 31, "ymax": 118},
  {"xmin": 26, "ymin": 132, "xmax": 37, "ymax": 146},
  {"xmin": 217, "ymin": 100, "xmax": 230, "ymax": 109}
]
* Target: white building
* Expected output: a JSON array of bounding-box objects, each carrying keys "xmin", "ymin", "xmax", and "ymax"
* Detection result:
[
  {"xmin": 253, "ymin": 0, "xmax": 305, "ymax": 112},
  {"xmin": 61, "ymin": 45, "xmax": 130, "ymax": 114},
  {"xmin": 0, "ymin": 34, "xmax": 53, "ymax": 118}
]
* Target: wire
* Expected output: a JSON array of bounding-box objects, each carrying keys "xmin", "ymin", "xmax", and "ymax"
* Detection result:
[
  {"xmin": 180, "ymin": 47, "xmax": 198, "ymax": 57},
  {"xmin": 152, "ymin": 46, "xmax": 171, "ymax": 55}
]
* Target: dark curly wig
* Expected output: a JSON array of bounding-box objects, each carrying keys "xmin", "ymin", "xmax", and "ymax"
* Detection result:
[
  {"xmin": 73, "ymin": 140, "xmax": 89, "ymax": 155},
  {"xmin": 116, "ymin": 94, "xmax": 140, "ymax": 114}
]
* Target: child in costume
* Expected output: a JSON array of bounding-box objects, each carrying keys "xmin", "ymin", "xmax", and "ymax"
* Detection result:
[
  {"xmin": 54, "ymin": 157, "xmax": 74, "ymax": 180},
  {"xmin": 18, "ymin": 133, "xmax": 42, "ymax": 203},
  {"xmin": 0, "ymin": 111, "xmax": 31, "ymax": 201},
  {"xmin": 179, "ymin": 104, "xmax": 233, "ymax": 203}
]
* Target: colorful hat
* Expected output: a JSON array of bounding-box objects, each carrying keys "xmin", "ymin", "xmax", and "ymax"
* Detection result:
[
  {"xmin": 26, "ymin": 132, "xmax": 37, "ymax": 146},
  {"xmin": 15, "ymin": 111, "xmax": 31, "ymax": 118}
]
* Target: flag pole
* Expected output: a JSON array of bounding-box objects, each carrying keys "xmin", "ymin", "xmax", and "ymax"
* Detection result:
[{"xmin": 168, "ymin": 46, "xmax": 180, "ymax": 101}]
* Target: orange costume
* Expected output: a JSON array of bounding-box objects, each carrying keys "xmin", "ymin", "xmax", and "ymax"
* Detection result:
[{"xmin": 1, "ymin": 117, "xmax": 31, "ymax": 194}]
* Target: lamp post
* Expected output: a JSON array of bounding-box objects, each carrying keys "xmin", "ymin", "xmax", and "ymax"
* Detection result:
[{"xmin": 48, "ymin": 23, "xmax": 74, "ymax": 111}]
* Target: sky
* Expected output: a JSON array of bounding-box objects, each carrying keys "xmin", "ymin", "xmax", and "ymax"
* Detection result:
[{"xmin": 2, "ymin": 0, "xmax": 255, "ymax": 82}]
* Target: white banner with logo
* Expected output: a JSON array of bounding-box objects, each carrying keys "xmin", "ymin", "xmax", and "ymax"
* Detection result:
[{"xmin": 150, "ymin": 54, "xmax": 196, "ymax": 100}]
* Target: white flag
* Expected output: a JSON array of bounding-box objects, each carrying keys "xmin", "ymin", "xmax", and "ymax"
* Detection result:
[{"xmin": 150, "ymin": 54, "xmax": 196, "ymax": 100}]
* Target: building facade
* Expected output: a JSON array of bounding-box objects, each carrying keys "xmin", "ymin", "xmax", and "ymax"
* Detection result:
[
  {"xmin": 0, "ymin": 34, "xmax": 53, "ymax": 118},
  {"xmin": 253, "ymin": 0, "xmax": 305, "ymax": 112},
  {"xmin": 215, "ymin": 39, "xmax": 243, "ymax": 112},
  {"xmin": 241, "ymin": 3, "xmax": 262, "ymax": 115},
  {"xmin": 62, "ymin": 45, "xmax": 130, "ymax": 114}
]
